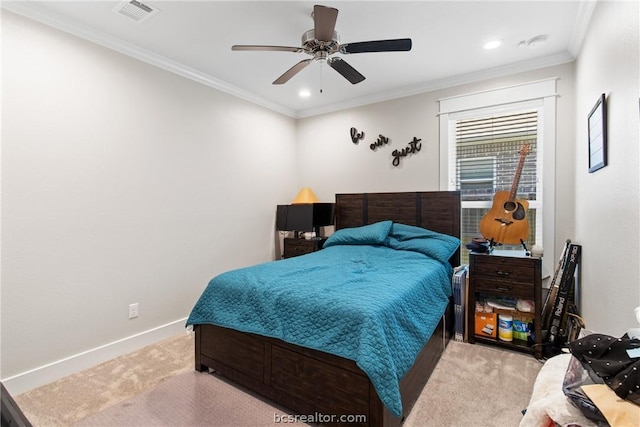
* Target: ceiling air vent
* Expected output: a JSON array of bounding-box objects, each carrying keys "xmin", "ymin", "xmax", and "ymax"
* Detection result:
[{"xmin": 113, "ymin": 0, "xmax": 159, "ymax": 23}]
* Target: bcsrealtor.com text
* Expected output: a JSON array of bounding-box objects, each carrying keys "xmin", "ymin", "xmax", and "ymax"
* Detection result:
[{"xmin": 274, "ymin": 412, "xmax": 367, "ymax": 424}]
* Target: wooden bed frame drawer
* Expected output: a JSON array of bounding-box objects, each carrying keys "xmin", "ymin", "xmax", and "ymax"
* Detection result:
[
  {"xmin": 270, "ymin": 345, "xmax": 370, "ymax": 415},
  {"xmin": 199, "ymin": 324, "xmax": 265, "ymax": 380}
]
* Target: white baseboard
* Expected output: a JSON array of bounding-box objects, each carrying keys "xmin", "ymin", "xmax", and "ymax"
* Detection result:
[{"xmin": 2, "ymin": 317, "xmax": 189, "ymax": 396}]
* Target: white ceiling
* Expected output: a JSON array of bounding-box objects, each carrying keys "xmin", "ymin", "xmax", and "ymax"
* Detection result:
[{"xmin": 3, "ymin": 1, "xmax": 594, "ymax": 118}]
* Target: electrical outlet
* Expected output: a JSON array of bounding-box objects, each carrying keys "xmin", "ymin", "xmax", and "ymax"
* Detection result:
[{"xmin": 129, "ymin": 303, "xmax": 139, "ymax": 319}]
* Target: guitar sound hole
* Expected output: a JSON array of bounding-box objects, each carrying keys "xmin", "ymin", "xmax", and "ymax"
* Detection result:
[{"xmin": 503, "ymin": 201, "xmax": 516, "ymax": 212}]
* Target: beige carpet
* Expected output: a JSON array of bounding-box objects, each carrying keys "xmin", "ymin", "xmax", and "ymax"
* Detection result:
[
  {"xmin": 75, "ymin": 370, "xmax": 301, "ymax": 427},
  {"xmin": 15, "ymin": 334, "xmax": 194, "ymax": 427},
  {"xmin": 16, "ymin": 335, "xmax": 543, "ymax": 427},
  {"xmin": 404, "ymin": 340, "xmax": 543, "ymax": 427}
]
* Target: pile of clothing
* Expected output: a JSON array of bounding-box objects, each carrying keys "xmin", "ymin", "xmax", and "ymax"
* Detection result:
[{"xmin": 563, "ymin": 333, "xmax": 640, "ymax": 426}]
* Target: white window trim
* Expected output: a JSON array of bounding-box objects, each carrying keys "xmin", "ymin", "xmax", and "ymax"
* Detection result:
[{"xmin": 438, "ymin": 78, "xmax": 557, "ymax": 278}]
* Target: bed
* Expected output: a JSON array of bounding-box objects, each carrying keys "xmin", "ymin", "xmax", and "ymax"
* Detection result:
[{"xmin": 187, "ymin": 191, "xmax": 461, "ymax": 426}]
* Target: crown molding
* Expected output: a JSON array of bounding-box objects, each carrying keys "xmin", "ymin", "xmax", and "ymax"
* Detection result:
[
  {"xmin": 1, "ymin": 2, "xmax": 297, "ymax": 118},
  {"xmin": 568, "ymin": 0, "xmax": 597, "ymax": 57},
  {"xmin": 296, "ymin": 51, "xmax": 575, "ymax": 118}
]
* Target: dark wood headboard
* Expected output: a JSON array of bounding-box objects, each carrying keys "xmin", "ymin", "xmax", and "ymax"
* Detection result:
[{"xmin": 335, "ymin": 191, "xmax": 461, "ymax": 266}]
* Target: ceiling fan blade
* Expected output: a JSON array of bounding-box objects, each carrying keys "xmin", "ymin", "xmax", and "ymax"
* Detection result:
[
  {"xmin": 328, "ymin": 58, "xmax": 365, "ymax": 84},
  {"xmin": 232, "ymin": 45, "xmax": 303, "ymax": 53},
  {"xmin": 273, "ymin": 59, "xmax": 314, "ymax": 85},
  {"xmin": 340, "ymin": 38, "xmax": 412, "ymax": 54},
  {"xmin": 313, "ymin": 5, "xmax": 338, "ymax": 42}
]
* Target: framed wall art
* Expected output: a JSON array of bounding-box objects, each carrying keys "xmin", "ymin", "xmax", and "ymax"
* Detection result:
[{"xmin": 588, "ymin": 93, "xmax": 607, "ymax": 173}]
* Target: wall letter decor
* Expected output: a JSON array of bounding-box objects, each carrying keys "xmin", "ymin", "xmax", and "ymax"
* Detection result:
[
  {"xmin": 350, "ymin": 127, "xmax": 365, "ymax": 144},
  {"xmin": 350, "ymin": 127, "xmax": 423, "ymax": 166},
  {"xmin": 369, "ymin": 135, "xmax": 390, "ymax": 151},
  {"xmin": 392, "ymin": 137, "xmax": 422, "ymax": 167}
]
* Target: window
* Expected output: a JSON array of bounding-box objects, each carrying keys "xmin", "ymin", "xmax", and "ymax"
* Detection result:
[
  {"xmin": 458, "ymin": 157, "xmax": 496, "ymax": 196},
  {"xmin": 452, "ymin": 110, "xmax": 540, "ymax": 263},
  {"xmin": 439, "ymin": 79, "xmax": 557, "ymax": 269}
]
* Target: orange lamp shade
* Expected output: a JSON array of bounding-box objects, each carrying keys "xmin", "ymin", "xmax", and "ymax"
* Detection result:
[{"xmin": 292, "ymin": 187, "xmax": 319, "ymax": 204}]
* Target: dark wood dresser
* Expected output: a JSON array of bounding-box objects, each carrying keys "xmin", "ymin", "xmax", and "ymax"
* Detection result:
[
  {"xmin": 468, "ymin": 250, "xmax": 542, "ymax": 358},
  {"xmin": 283, "ymin": 237, "xmax": 327, "ymax": 259}
]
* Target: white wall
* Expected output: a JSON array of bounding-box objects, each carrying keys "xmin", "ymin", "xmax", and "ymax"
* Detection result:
[
  {"xmin": 573, "ymin": 0, "xmax": 640, "ymax": 335},
  {"xmin": 1, "ymin": 11, "xmax": 297, "ymax": 387},
  {"xmin": 296, "ymin": 96, "xmax": 441, "ymax": 201}
]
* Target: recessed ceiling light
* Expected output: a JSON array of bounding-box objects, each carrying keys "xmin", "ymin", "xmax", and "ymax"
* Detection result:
[
  {"xmin": 483, "ymin": 40, "xmax": 502, "ymax": 50},
  {"xmin": 299, "ymin": 89, "xmax": 311, "ymax": 98}
]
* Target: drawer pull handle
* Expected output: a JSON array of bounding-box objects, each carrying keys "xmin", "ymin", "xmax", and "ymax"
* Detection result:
[
  {"xmin": 495, "ymin": 270, "xmax": 511, "ymax": 277},
  {"xmin": 496, "ymin": 286, "xmax": 511, "ymax": 292}
]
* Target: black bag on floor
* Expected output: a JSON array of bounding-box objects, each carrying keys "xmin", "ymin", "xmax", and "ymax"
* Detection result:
[
  {"xmin": 569, "ymin": 333, "xmax": 640, "ymax": 405},
  {"xmin": 562, "ymin": 353, "xmax": 609, "ymax": 425}
]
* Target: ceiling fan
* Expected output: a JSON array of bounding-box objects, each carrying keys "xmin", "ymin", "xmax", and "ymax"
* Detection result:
[{"xmin": 231, "ymin": 4, "xmax": 412, "ymax": 85}]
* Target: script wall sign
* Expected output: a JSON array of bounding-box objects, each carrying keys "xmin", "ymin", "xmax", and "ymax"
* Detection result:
[
  {"xmin": 349, "ymin": 127, "xmax": 422, "ymax": 167},
  {"xmin": 392, "ymin": 137, "xmax": 422, "ymax": 167}
]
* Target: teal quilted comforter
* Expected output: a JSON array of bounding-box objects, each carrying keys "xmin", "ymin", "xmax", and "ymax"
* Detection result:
[{"xmin": 186, "ymin": 221, "xmax": 459, "ymax": 417}]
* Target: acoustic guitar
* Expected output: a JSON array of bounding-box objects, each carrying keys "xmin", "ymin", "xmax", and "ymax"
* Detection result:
[{"xmin": 479, "ymin": 144, "xmax": 530, "ymax": 245}]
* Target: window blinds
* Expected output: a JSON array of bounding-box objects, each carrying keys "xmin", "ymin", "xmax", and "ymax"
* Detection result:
[{"xmin": 454, "ymin": 110, "xmax": 538, "ymax": 202}]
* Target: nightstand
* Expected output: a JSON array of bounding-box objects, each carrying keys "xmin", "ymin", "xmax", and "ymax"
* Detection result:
[
  {"xmin": 283, "ymin": 237, "xmax": 327, "ymax": 259},
  {"xmin": 468, "ymin": 250, "xmax": 542, "ymax": 358}
]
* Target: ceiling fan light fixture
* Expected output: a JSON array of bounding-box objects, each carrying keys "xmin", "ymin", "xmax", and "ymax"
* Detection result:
[{"xmin": 302, "ymin": 29, "xmax": 340, "ymax": 54}]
